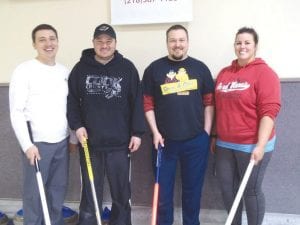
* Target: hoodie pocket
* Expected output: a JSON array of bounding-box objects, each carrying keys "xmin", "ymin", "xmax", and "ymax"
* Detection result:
[
  {"xmin": 218, "ymin": 111, "xmax": 257, "ymax": 135},
  {"xmin": 84, "ymin": 108, "xmax": 130, "ymax": 148}
]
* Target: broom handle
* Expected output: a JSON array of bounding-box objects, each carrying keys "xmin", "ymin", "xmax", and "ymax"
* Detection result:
[
  {"xmin": 35, "ymin": 158, "xmax": 52, "ymax": 225},
  {"xmin": 225, "ymin": 159, "xmax": 255, "ymax": 225},
  {"xmin": 27, "ymin": 122, "xmax": 51, "ymax": 225},
  {"xmin": 82, "ymin": 139, "xmax": 102, "ymax": 225},
  {"xmin": 151, "ymin": 146, "xmax": 162, "ymax": 225}
]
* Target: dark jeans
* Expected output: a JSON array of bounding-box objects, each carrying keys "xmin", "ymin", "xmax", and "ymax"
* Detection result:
[
  {"xmin": 216, "ymin": 146, "xmax": 272, "ymax": 225},
  {"xmin": 153, "ymin": 131, "xmax": 209, "ymax": 225},
  {"xmin": 78, "ymin": 149, "xmax": 131, "ymax": 225}
]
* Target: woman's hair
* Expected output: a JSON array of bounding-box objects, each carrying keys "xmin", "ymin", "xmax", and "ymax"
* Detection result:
[
  {"xmin": 236, "ymin": 27, "xmax": 259, "ymax": 45},
  {"xmin": 31, "ymin": 24, "xmax": 58, "ymax": 43}
]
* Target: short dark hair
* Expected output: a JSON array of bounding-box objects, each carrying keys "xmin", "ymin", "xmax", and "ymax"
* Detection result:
[
  {"xmin": 166, "ymin": 24, "xmax": 189, "ymax": 41},
  {"xmin": 236, "ymin": 27, "xmax": 259, "ymax": 45},
  {"xmin": 31, "ymin": 24, "xmax": 58, "ymax": 43}
]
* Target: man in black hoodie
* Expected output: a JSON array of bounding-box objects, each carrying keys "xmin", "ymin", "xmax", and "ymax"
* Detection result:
[{"xmin": 67, "ymin": 24, "xmax": 145, "ymax": 225}]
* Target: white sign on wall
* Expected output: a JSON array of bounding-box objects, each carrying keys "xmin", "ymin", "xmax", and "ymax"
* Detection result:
[{"xmin": 111, "ymin": 0, "xmax": 193, "ymax": 25}]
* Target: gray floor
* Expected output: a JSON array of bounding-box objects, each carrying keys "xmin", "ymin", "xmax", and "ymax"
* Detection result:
[{"xmin": 0, "ymin": 199, "xmax": 299, "ymax": 225}]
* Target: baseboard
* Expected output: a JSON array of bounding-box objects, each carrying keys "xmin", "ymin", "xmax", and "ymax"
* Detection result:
[{"xmin": 1, "ymin": 199, "xmax": 299, "ymax": 225}]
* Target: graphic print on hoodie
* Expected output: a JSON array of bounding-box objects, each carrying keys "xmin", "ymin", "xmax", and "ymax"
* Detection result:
[{"xmin": 86, "ymin": 75, "xmax": 122, "ymax": 99}]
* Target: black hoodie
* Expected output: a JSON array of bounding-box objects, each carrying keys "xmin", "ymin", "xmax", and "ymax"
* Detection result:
[{"xmin": 67, "ymin": 48, "xmax": 145, "ymax": 151}]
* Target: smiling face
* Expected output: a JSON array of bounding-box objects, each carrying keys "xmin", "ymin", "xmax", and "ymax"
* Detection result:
[
  {"xmin": 93, "ymin": 34, "xmax": 116, "ymax": 64},
  {"xmin": 33, "ymin": 29, "xmax": 58, "ymax": 66},
  {"xmin": 234, "ymin": 32, "xmax": 257, "ymax": 66},
  {"xmin": 167, "ymin": 29, "xmax": 189, "ymax": 61}
]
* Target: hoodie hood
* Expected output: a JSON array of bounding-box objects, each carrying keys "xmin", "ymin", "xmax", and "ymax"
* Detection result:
[
  {"xmin": 79, "ymin": 48, "xmax": 124, "ymax": 68},
  {"xmin": 230, "ymin": 58, "xmax": 266, "ymax": 72}
]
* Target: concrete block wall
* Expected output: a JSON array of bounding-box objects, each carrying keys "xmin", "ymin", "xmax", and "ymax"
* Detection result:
[{"xmin": 0, "ymin": 81, "xmax": 299, "ymax": 214}]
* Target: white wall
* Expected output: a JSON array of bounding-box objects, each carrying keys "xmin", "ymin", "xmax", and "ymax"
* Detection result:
[{"xmin": 1, "ymin": 0, "xmax": 300, "ymax": 83}]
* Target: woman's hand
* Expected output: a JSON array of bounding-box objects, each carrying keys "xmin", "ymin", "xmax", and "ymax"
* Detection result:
[
  {"xmin": 210, "ymin": 137, "xmax": 217, "ymax": 154},
  {"xmin": 251, "ymin": 146, "xmax": 265, "ymax": 164}
]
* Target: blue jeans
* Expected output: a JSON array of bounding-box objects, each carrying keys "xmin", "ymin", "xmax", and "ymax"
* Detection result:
[{"xmin": 154, "ymin": 131, "xmax": 209, "ymax": 225}]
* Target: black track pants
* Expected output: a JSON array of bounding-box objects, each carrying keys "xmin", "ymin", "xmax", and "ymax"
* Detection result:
[{"xmin": 78, "ymin": 148, "xmax": 131, "ymax": 225}]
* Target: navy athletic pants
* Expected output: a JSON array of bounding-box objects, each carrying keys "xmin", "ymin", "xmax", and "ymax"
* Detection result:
[{"xmin": 154, "ymin": 131, "xmax": 209, "ymax": 225}]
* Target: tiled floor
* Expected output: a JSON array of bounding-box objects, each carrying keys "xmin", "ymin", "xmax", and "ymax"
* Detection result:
[{"xmin": 1, "ymin": 199, "xmax": 299, "ymax": 225}]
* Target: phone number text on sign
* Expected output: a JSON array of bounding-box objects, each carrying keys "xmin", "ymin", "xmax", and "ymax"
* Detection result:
[
  {"xmin": 112, "ymin": 0, "xmax": 192, "ymax": 25},
  {"xmin": 124, "ymin": 0, "xmax": 177, "ymax": 4}
]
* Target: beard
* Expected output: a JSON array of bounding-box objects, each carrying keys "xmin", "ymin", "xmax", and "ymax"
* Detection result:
[{"xmin": 170, "ymin": 53, "xmax": 184, "ymax": 61}]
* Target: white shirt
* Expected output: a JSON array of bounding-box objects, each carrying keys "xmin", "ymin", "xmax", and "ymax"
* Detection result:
[{"xmin": 9, "ymin": 59, "xmax": 70, "ymax": 152}]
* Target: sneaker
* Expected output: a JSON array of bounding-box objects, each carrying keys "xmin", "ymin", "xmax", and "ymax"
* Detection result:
[
  {"xmin": 101, "ymin": 206, "xmax": 111, "ymax": 225},
  {"xmin": 0, "ymin": 211, "xmax": 9, "ymax": 225},
  {"xmin": 13, "ymin": 206, "xmax": 79, "ymax": 225},
  {"xmin": 62, "ymin": 206, "xmax": 78, "ymax": 225},
  {"xmin": 13, "ymin": 209, "xmax": 23, "ymax": 225}
]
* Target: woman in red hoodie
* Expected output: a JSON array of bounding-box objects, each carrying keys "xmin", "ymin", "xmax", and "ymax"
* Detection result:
[{"xmin": 212, "ymin": 27, "xmax": 281, "ymax": 225}]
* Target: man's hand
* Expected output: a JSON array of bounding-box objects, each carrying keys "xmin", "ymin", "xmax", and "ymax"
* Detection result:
[
  {"xmin": 153, "ymin": 132, "xmax": 164, "ymax": 150},
  {"xmin": 128, "ymin": 136, "xmax": 141, "ymax": 152},
  {"xmin": 76, "ymin": 127, "xmax": 88, "ymax": 147},
  {"xmin": 25, "ymin": 145, "xmax": 40, "ymax": 165}
]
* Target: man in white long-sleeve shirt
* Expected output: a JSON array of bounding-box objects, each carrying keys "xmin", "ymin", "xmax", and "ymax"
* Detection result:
[{"xmin": 9, "ymin": 24, "xmax": 71, "ymax": 225}]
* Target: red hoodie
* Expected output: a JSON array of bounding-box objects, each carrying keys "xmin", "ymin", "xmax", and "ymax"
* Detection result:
[{"xmin": 215, "ymin": 58, "xmax": 281, "ymax": 144}]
